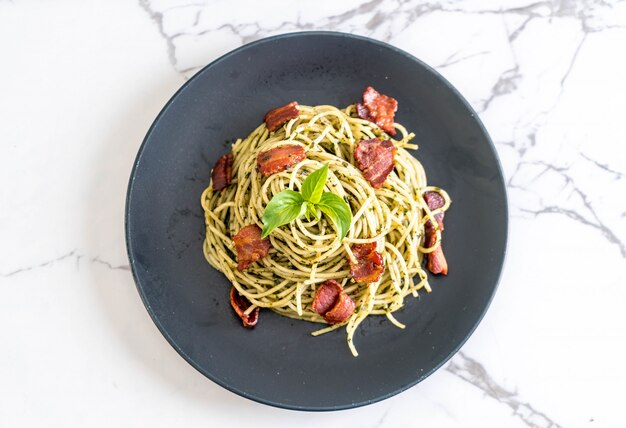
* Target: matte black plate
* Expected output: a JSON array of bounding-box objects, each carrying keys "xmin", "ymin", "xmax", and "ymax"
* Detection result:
[{"xmin": 126, "ymin": 32, "xmax": 507, "ymax": 411}]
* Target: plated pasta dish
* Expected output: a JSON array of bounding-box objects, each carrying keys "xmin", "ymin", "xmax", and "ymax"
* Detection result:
[{"xmin": 201, "ymin": 86, "xmax": 450, "ymax": 356}]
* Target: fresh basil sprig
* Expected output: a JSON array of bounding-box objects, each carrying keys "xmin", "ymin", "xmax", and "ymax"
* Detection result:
[{"xmin": 261, "ymin": 164, "xmax": 352, "ymax": 241}]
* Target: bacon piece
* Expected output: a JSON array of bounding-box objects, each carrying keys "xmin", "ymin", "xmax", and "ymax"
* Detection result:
[
  {"xmin": 232, "ymin": 225, "xmax": 271, "ymax": 271},
  {"xmin": 323, "ymin": 292, "xmax": 356, "ymax": 324},
  {"xmin": 264, "ymin": 101, "xmax": 299, "ymax": 132},
  {"xmin": 311, "ymin": 280, "xmax": 355, "ymax": 324},
  {"xmin": 424, "ymin": 191, "xmax": 445, "ymax": 230},
  {"xmin": 354, "ymin": 138, "xmax": 397, "ymax": 189},
  {"xmin": 211, "ymin": 153, "xmax": 233, "ymax": 191},
  {"xmin": 257, "ymin": 145, "xmax": 306, "ymax": 177},
  {"xmin": 311, "ymin": 279, "xmax": 343, "ymax": 315},
  {"xmin": 356, "ymin": 86, "xmax": 398, "ymax": 135},
  {"xmin": 349, "ymin": 243, "xmax": 384, "ymax": 283},
  {"xmin": 230, "ymin": 287, "xmax": 259, "ymax": 328},
  {"xmin": 423, "ymin": 191, "xmax": 448, "ymax": 275},
  {"xmin": 425, "ymin": 233, "xmax": 448, "ymax": 275}
]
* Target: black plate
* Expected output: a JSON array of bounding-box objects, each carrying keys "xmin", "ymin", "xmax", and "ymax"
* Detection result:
[{"xmin": 126, "ymin": 32, "xmax": 507, "ymax": 411}]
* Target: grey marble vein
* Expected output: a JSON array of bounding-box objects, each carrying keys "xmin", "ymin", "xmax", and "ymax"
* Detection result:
[
  {"xmin": 508, "ymin": 15, "xmax": 535, "ymax": 41},
  {"xmin": 447, "ymin": 352, "xmax": 563, "ymax": 428},
  {"xmin": 479, "ymin": 65, "xmax": 521, "ymax": 113},
  {"xmin": 329, "ymin": 0, "xmax": 385, "ymax": 26},
  {"xmin": 515, "ymin": 160, "xmax": 626, "ymax": 257},
  {"xmin": 522, "ymin": 204, "xmax": 625, "ymax": 257},
  {"xmin": 1, "ymin": 251, "xmax": 131, "ymax": 277},
  {"xmin": 1, "ymin": 250, "xmax": 77, "ymax": 278},
  {"xmin": 436, "ymin": 50, "xmax": 490, "ymax": 69},
  {"xmin": 371, "ymin": 405, "xmax": 392, "ymax": 428},
  {"xmin": 559, "ymin": 33, "xmax": 587, "ymax": 93},
  {"xmin": 581, "ymin": 153, "xmax": 625, "ymax": 180},
  {"xmin": 91, "ymin": 257, "xmax": 131, "ymax": 271},
  {"xmin": 137, "ymin": 0, "xmax": 179, "ymax": 70}
]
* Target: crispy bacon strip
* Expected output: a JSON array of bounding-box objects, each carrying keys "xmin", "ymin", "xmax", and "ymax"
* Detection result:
[
  {"xmin": 257, "ymin": 145, "xmax": 306, "ymax": 177},
  {"xmin": 312, "ymin": 280, "xmax": 355, "ymax": 324},
  {"xmin": 311, "ymin": 279, "xmax": 342, "ymax": 315},
  {"xmin": 323, "ymin": 293, "xmax": 356, "ymax": 324},
  {"xmin": 356, "ymin": 86, "xmax": 398, "ymax": 135},
  {"xmin": 230, "ymin": 287, "xmax": 259, "ymax": 328},
  {"xmin": 264, "ymin": 101, "xmax": 299, "ymax": 132},
  {"xmin": 425, "ymin": 233, "xmax": 448, "ymax": 275},
  {"xmin": 349, "ymin": 243, "xmax": 385, "ymax": 283},
  {"xmin": 211, "ymin": 153, "xmax": 233, "ymax": 191},
  {"xmin": 423, "ymin": 191, "xmax": 448, "ymax": 275},
  {"xmin": 354, "ymin": 138, "xmax": 397, "ymax": 189},
  {"xmin": 424, "ymin": 191, "xmax": 445, "ymax": 230},
  {"xmin": 232, "ymin": 225, "xmax": 271, "ymax": 271}
]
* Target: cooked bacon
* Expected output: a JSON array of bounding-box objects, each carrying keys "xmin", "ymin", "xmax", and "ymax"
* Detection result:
[
  {"xmin": 349, "ymin": 243, "xmax": 384, "ymax": 283},
  {"xmin": 232, "ymin": 225, "xmax": 271, "ymax": 271},
  {"xmin": 230, "ymin": 287, "xmax": 259, "ymax": 328},
  {"xmin": 323, "ymin": 292, "xmax": 356, "ymax": 324},
  {"xmin": 354, "ymin": 138, "xmax": 397, "ymax": 189},
  {"xmin": 423, "ymin": 191, "xmax": 445, "ymax": 230},
  {"xmin": 425, "ymin": 232, "xmax": 448, "ymax": 275},
  {"xmin": 423, "ymin": 191, "xmax": 448, "ymax": 275},
  {"xmin": 264, "ymin": 101, "xmax": 299, "ymax": 132},
  {"xmin": 312, "ymin": 280, "xmax": 355, "ymax": 324},
  {"xmin": 257, "ymin": 145, "xmax": 306, "ymax": 177},
  {"xmin": 311, "ymin": 279, "xmax": 343, "ymax": 315},
  {"xmin": 212, "ymin": 153, "xmax": 233, "ymax": 191},
  {"xmin": 356, "ymin": 86, "xmax": 398, "ymax": 135}
]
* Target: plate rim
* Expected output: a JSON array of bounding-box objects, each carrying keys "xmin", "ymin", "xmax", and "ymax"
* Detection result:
[{"xmin": 125, "ymin": 30, "xmax": 509, "ymax": 411}]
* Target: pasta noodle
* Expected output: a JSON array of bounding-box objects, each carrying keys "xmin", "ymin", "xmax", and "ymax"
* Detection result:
[{"xmin": 201, "ymin": 104, "xmax": 450, "ymax": 356}]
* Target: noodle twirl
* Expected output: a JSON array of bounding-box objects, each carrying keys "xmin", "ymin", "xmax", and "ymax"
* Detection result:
[{"xmin": 201, "ymin": 102, "xmax": 450, "ymax": 356}]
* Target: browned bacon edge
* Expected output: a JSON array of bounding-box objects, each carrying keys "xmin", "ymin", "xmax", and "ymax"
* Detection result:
[
  {"xmin": 232, "ymin": 224, "xmax": 271, "ymax": 271},
  {"xmin": 354, "ymin": 138, "xmax": 397, "ymax": 189},
  {"xmin": 264, "ymin": 101, "xmax": 299, "ymax": 132},
  {"xmin": 212, "ymin": 153, "xmax": 233, "ymax": 191},
  {"xmin": 423, "ymin": 191, "xmax": 448, "ymax": 275},
  {"xmin": 312, "ymin": 279, "xmax": 355, "ymax": 324},
  {"xmin": 349, "ymin": 243, "xmax": 385, "ymax": 283},
  {"xmin": 356, "ymin": 86, "xmax": 398, "ymax": 136},
  {"xmin": 256, "ymin": 145, "xmax": 306, "ymax": 177},
  {"xmin": 230, "ymin": 287, "xmax": 259, "ymax": 328}
]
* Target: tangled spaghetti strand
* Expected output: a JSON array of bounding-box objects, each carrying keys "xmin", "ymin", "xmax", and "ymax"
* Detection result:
[{"xmin": 201, "ymin": 104, "xmax": 450, "ymax": 356}]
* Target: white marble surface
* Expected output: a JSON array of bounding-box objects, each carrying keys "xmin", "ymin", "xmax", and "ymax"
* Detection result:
[{"xmin": 1, "ymin": 0, "xmax": 625, "ymax": 426}]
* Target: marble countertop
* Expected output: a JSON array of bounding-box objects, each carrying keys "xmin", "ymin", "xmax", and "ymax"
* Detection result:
[{"xmin": 1, "ymin": 0, "xmax": 625, "ymax": 426}]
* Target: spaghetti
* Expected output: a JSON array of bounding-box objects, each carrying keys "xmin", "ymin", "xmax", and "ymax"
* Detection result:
[{"xmin": 201, "ymin": 103, "xmax": 450, "ymax": 356}]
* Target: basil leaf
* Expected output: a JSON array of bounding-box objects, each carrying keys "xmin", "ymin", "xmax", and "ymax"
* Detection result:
[
  {"xmin": 261, "ymin": 189, "xmax": 306, "ymax": 238},
  {"xmin": 300, "ymin": 164, "xmax": 328, "ymax": 204},
  {"xmin": 317, "ymin": 192, "xmax": 353, "ymax": 241}
]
